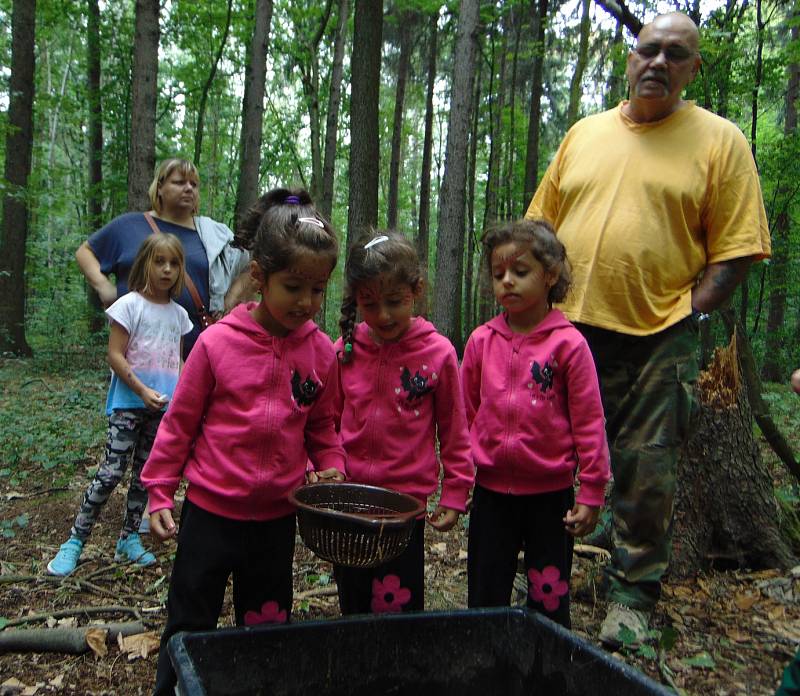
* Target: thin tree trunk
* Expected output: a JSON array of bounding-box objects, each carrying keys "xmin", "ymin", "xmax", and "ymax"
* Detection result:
[
  {"xmin": 604, "ymin": 19, "xmax": 625, "ymax": 109},
  {"xmin": 465, "ymin": 53, "xmax": 482, "ymax": 332},
  {"xmin": 433, "ymin": 0, "xmax": 480, "ymax": 350},
  {"xmin": 235, "ymin": 0, "xmax": 273, "ymax": 227},
  {"xmin": 86, "ymin": 0, "xmax": 104, "ymax": 332},
  {"xmin": 523, "ymin": 0, "xmax": 548, "ymax": 204},
  {"xmin": 502, "ymin": 8, "xmax": 523, "ymax": 219},
  {"xmin": 387, "ymin": 14, "xmax": 413, "ymax": 229},
  {"xmin": 0, "ymin": 0, "xmax": 36, "ymax": 356},
  {"xmin": 319, "ymin": 0, "xmax": 349, "ymax": 221},
  {"xmin": 347, "ymin": 0, "xmax": 383, "ymax": 244},
  {"xmin": 194, "ymin": 0, "xmax": 233, "ymax": 168},
  {"xmin": 416, "ymin": 10, "xmax": 438, "ymax": 319},
  {"xmin": 127, "ymin": 0, "xmax": 159, "ymax": 212},
  {"xmin": 567, "ymin": 0, "xmax": 591, "ymax": 127},
  {"xmin": 483, "ymin": 13, "xmax": 507, "ymax": 230}
]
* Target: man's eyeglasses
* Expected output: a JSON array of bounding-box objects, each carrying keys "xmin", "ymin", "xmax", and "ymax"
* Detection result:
[{"xmin": 635, "ymin": 43, "xmax": 695, "ymax": 63}]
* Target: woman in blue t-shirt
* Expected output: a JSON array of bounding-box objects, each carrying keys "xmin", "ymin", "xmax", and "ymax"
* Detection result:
[{"xmin": 75, "ymin": 157, "xmax": 252, "ymax": 358}]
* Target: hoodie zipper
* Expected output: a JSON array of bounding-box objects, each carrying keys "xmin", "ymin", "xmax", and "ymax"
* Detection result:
[{"xmin": 366, "ymin": 344, "xmax": 389, "ymax": 485}]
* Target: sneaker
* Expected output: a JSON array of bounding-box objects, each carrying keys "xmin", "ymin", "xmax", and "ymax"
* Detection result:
[
  {"xmin": 599, "ymin": 602, "xmax": 650, "ymax": 649},
  {"xmin": 114, "ymin": 533, "xmax": 156, "ymax": 566},
  {"xmin": 47, "ymin": 537, "xmax": 84, "ymax": 576}
]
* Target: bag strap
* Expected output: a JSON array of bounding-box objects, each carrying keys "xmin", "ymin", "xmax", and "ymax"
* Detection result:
[{"xmin": 144, "ymin": 212, "xmax": 208, "ymax": 314}]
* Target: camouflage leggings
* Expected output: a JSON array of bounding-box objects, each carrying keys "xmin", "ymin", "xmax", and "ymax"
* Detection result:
[
  {"xmin": 577, "ymin": 317, "xmax": 698, "ymax": 610},
  {"xmin": 71, "ymin": 408, "xmax": 163, "ymax": 541}
]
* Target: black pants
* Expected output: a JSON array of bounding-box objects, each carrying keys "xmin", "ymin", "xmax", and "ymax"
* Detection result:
[
  {"xmin": 467, "ymin": 484, "xmax": 574, "ymax": 628},
  {"xmin": 153, "ymin": 500, "xmax": 296, "ymax": 695},
  {"xmin": 334, "ymin": 519, "xmax": 425, "ymax": 615}
]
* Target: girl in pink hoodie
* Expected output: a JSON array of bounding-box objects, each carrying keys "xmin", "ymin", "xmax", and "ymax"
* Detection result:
[
  {"xmin": 333, "ymin": 230, "xmax": 474, "ymax": 615},
  {"xmin": 142, "ymin": 189, "xmax": 346, "ymax": 695},
  {"xmin": 461, "ymin": 219, "xmax": 610, "ymax": 628}
]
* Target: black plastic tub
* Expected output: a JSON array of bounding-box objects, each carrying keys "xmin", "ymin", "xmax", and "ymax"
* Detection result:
[{"xmin": 168, "ymin": 607, "xmax": 672, "ymax": 696}]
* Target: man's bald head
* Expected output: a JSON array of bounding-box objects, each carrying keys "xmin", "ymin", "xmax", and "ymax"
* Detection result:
[{"xmin": 643, "ymin": 13, "xmax": 700, "ymax": 52}]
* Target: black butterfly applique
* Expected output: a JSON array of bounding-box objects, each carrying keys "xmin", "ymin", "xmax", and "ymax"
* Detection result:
[
  {"xmin": 291, "ymin": 370, "xmax": 319, "ymax": 407},
  {"xmin": 400, "ymin": 366, "xmax": 434, "ymax": 402},
  {"xmin": 530, "ymin": 360, "xmax": 554, "ymax": 393}
]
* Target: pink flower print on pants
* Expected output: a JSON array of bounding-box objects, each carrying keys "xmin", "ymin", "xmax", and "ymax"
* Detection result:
[
  {"xmin": 528, "ymin": 565, "xmax": 569, "ymax": 612},
  {"xmin": 244, "ymin": 600, "xmax": 287, "ymax": 626},
  {"xmin": 371, "ymin": 574, "xmax": 411, "ymax": 613}
]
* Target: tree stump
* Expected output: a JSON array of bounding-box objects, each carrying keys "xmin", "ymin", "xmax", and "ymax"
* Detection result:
[{"xmin": 671, "ymin": 330, "xmax": 796, "ymax": 577}]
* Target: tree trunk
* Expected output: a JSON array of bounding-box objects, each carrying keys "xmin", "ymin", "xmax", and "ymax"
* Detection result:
[
  {"xmin": 86, "ymin": 0, "xmax": 105, "ymax": 332},
  {"xmin": 235, "ymin": 0, "xmax": 273, "ymax": 227},
  {"xmin": 127, "ymin": 0, "xmax": 159, "ymax": 212},
  {"xmin": 432, "ymin": 0, "xmax": 480, "ymax": 351},
  {"xmin": 0, "ymin": 0, "xmax": 36, "ymax": 356},
  {"xmin": 319, "ymin": 0, "xmax": 349, "ymax": 221},
  {"xmin": 387, "ymin": 13, "xmax": 413, "ymax": 230},
  {"xmin": 501, "ymin": 7, "xmax": 523, "ymax": 220},
  {"xmin": 567, "ymin": 0, "xmax": 591, "ymax": 127},
  {"xmin": 346, "ymin": 0, "xmax": 383, "ymax": 244},
  {"xmin": 761, "ymin": 16, "xmax": 797, "ymax": 382},
  {"xmin": 483, "ymin": 13, "xmax": 507, "ymax": 230},
  {"xmin": 194, "ymin": 0, "xmax": 233, "ymax": 168},
  {"xmin": 416, "ymin": 11, "xmax": 438, "ymax": 319},
  {"xmin": 672, "ymin": 331, "xmax": 795, "ymax": 577},
  {"xmin": 603, "ymin": 19, "xmax": 626, "ymax": 110},
  {"xmin": 523, "ymin": 0, "xmax": 548, "ymax": 204},
  {"xmin": 465, "ymin": 53, "xmax": 482, "ymax": 332}
]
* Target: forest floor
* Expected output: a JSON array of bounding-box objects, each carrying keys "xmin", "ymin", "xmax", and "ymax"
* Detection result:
[{"xmin": 1, "ymin": 353, "xmax": 799, "ymax": 695}]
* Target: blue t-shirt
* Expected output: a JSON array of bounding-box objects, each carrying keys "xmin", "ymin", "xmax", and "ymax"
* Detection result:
[{"xmin": 88, "ymin": 212, "xmax": 209, "ymax": 358}]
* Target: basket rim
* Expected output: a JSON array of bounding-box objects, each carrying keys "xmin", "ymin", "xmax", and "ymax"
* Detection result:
[{"xmin": 289, "ymin": 482, "xmax": 426, "ymax": 527}]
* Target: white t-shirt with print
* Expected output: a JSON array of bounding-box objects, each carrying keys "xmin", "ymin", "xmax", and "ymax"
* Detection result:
[{"xmin": 104, "ymin": 292, "xmax": 193, "ymax": 415}]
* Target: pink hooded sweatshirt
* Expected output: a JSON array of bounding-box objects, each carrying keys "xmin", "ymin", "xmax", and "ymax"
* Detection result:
[
  {"xmin": 460, "ymin": 309, "xmax": 609, "ymax": 506},
  {"xmin": 141, "ymin": 302, "xmax": 346, "ymax": 521},
  {"xmin": 333, "ymin": 318, "xmax": 474, "ymax": 511}
]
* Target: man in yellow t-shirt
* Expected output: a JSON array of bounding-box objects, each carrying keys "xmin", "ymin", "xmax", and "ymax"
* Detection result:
[{"xmin": 526, "ymin": 12, "xmax": 770, "ymax": 648}]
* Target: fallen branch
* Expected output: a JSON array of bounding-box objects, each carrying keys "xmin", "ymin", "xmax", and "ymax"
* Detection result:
[
  {"xmin": 574, "ymin": 544, "xmax": 612, "ymax": 561},
  {"xmin": 295, "ymin": 585, "xmax": 338, "ymax": 600},
  {"xmin": 658, "ymin": 648, "xmax": 681, "ymax": 693},
  {"xmin": 0, "ymin": 621, "xmax": 145, "ymax": 654},
  {"xmin": 2, "ymin": 605, "xmax": 141, "ymax": 630}
]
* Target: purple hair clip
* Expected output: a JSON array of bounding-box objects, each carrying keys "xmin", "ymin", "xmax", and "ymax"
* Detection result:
[{"xmin": 285, "ymin": 195, "xmax": 301, "ymax": 205}]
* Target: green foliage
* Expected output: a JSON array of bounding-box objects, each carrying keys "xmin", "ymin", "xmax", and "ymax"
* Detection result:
[{"xmin": 1, "ymin": 513, "xmax": 28, "ymax": 539}]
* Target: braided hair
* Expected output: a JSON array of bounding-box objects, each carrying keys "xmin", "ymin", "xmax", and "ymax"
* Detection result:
[
  {"xmin": 339, "ymin": 229, "xmax": 423, "ymax": 364},
  {"xmin": 234, "ymin": 188, "xmax": 338, "ymax": 278},
  {"xmin": 481, "ymin": 218, "xmax": 571, "ymax": 307}
]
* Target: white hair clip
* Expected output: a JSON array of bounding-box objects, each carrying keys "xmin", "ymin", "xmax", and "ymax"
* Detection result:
[
  {"xmin": 364, "ymin": 235, "xmax": 389, "ymax": 249},
  {"xmin": 297, "ymin": 216, "xmax": 325, "ymax": 229}
]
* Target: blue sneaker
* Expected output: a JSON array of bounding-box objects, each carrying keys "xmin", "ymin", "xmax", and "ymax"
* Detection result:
[
  {"xmin": 114, "ymin": 533, "xmax": 156, "ymax": 566},
  {"xmin": 47, "ymin": 537, "xmax": 84, "ymax": 576}
]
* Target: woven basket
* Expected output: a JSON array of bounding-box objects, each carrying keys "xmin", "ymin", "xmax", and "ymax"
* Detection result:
[{"xmin": 290, "ymin": 483, "xmax": 426, "ymax": 568}]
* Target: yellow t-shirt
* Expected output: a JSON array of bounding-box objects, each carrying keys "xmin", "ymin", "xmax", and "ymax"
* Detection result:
[{"xmin": 526, "ymin": 102, "xmax": 771, "ymax": 336}]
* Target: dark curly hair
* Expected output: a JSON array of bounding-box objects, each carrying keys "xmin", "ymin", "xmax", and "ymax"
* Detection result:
[
  {"xmin": 233, "ymin": 188, "xmax": 338, "ymax": 277},
  {"xmin": 339, "ymin": 229, "xmax": 422, "ymax": 364},
  {"xmin": 481, "ymin": 218, "xmax": 571, "ymax": 306}
]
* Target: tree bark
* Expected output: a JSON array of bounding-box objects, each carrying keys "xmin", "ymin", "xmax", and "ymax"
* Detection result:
[
  {"xmin": 0, "ymin": 0, "xmax": 36, "ymax": 356},
  {"xmin": 593, "ymin": 0, "xmax": 642, "ymax": 37},
  {"xmin": 235, "ymin": 0, "xmax": 274, "ymax": 227},
  {"xmin": 523, "ymin": 0, "xmax": 548, "ymax": 204},
  {"xmin": 567, "ymin": 0, "xmax": 591, "ymax": 127},
  {"xmin": 604, "ymin": 19, "xmax": 626, "ymax": 110},
  {"xmin": 319, "ymin": 0, "xmax": 349, "ymax": 221},
  {"xmin": 416, "ymin": 11, "xmax": 438, "ymax": 319},
  {"xmin": 432, "ymin": 0, "xmax": 480, "ymax": 350},
  {"xmin": 483, "ymin": 12, "xmax": 507, "ymax": 230},
  {"xmin": 387, "ymin": 13, "xmax": 413, "ymax": 230},
  {"xmin": 346, "ymin": 0, "xmax": 383, "ymax": 244},
  {"xmin": 127, "ymin": 0, "xmax": 159, "ymax": 212},
  {"xmin": 501, "ymin": 7, "xmax": 523, "ymax": 219},
  {"xmin": 194, "ymin": 0, "xmax": 233, "ymax": 168},
  {"xmin": 672, "ymin": 331, "xmax": 796, "ymax": 577},
  {"xmin": 465, "ymin": 51, "xmax": 482, "ymax": 332},
  {"xmin": 86, "ymin": 0, "xmax": 105, "ymax": 332}
]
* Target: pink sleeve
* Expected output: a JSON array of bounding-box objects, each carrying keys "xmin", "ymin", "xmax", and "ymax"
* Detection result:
[
  {"xmin": 434, "ymin": 346, "xmax": 475, "ymax": 512},
  {"xmin": 305, "ymin": 354, "xmax": 347, "ymax": 474},
  {"xmin": 564, "ymin": 339, "xmax": 611, "ymax": 507},
  {"xmin": 141, "ymin": 339, "xmax": 214, "ymax": 512},
  {"xmin": 459, "ymin": 334, "xmax": 482, "ymax": 429}
]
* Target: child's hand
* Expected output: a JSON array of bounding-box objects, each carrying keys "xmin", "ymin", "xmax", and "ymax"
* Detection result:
[
  {"xmin": 307, "ymin": 468, "xmax": 345, "ymax": 483},
  {"xmin": 427, "ymin": 506, "xmax": 459, "ymax": 532},
  {"xmin": 791, "ymin": 369, "xmax": 800, "ymax": 395},
  {"xmin": 140, "ymin": 387, "xmax": 168, "ymax": 411},
  {"xmin": 563, "ymin": 503, "xmax": 600, "ymax": 538},
  {"xmin": 150, "ymin": 509, "xmax": 177, "ymax": 542}
]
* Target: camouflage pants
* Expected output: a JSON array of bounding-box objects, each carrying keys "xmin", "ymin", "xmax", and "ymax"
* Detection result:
[
  {"xmin": 577, "ymin": 317, "xmax": 698, "ymax": 610},
  {"xmin": 71, "ymin": 408, "xmax": 163, "ymax": 541}
]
